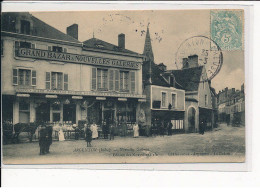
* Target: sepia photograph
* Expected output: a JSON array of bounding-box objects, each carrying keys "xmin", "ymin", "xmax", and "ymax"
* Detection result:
[{"xmin": 1, "ymin": 8, "xmax": 246, "ymax": 164}]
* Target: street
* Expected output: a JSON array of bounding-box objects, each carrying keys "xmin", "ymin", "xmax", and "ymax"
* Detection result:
[{"xmin": 3, "ymin": 124, "xmax": 245, "ymax": 164}]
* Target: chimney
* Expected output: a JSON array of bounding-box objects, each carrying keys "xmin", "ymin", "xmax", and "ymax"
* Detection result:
[
  {"xmin": 188, "ymin": 55, "xmax": 199, "ymax": 68},
  {"xmin": 183, "ymin": 58, "xmax": 189, "ymax": 69},
  {"xmin": 67, "ymin": 24, "xmax": 78, "ymax": 40},
  {"xmin": 118, "ymin": 33, "xmax": 125, "ymax": 49}
]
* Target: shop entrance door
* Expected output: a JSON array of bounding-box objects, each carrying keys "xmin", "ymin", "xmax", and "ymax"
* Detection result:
[
  {"xmin": 63, "ymin": 104, "xmax": 76, "ymax": 124},
  {"xmin": 103, "ymin": 110, "xmax": 114, "ymax": 125},
  {"xmin": 36, "ymin": 102, "xmax": 50, "ymax": 122}
]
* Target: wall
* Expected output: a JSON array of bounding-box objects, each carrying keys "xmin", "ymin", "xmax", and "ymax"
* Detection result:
[
  {"xmin": 198, "ymin": 68, "xmax": 213, "ymax": 109},
  {"xmin": 151, "ymin": 85, "xmax": 185, "ymax": 111}
]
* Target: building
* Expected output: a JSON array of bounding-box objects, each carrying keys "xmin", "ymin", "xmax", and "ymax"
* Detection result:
[
  {"xmin": 141, "ymin": 26, "xmax": 185, "ymax": 132},
  {"xmin": 167, "ymin": 57, "xmax": 215, "ymax": 133},
  {"xmin": 217, "ymin": 84, "xmax": 245, "ymax": 125},
  {"xmin": 1, "ymin": 12, "xmax": 145, "ymax": 127}
]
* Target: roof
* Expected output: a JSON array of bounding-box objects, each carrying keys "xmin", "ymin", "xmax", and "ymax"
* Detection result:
[
  {"xmin": 83, "ymin": 37, "xmax": 140, "ymax": 55},
  {"xmin": 185, "ymin": 97, "xmax": 198, "ymax": 102},
  {"xmin": 143, "ymin": 61, "xmax": 171, "ymax": 87},
  {"xmin": 167, "ymin": 66, "xmax": 204, "ymax": 91},
  {"xmin": 1, "ymin": 12, "xmax": 80, "ymax": 44}
]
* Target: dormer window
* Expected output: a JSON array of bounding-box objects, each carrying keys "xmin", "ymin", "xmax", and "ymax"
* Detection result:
[
  {"xmin": 95, "ymin": 44, "xmax": 104, "ymax": 48},
  {"xmin": 21, "ymin": 20, "xmax": 31, "ymax": 35},
  {"xmin": 52, "ymin": 46, "xmax": 63, "ymax": 52},
  {"xmin": 20, "ymin": 41, "xmax": 31, "ymax": 49}
]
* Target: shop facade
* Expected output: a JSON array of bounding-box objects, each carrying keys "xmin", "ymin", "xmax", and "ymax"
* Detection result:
[{"xmin": 2, "ymin": 12, "xmax": 145, "ymax": 127}]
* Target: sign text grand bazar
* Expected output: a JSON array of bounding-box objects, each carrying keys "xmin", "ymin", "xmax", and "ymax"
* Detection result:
[{"xmin": 17, "ymin": 48, "xmax": 141, "ymax": 69}]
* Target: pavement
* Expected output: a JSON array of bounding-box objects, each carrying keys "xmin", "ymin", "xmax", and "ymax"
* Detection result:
[{"xmin": 2, "ymin": 123, "xmax": 245, "ymax": 164}]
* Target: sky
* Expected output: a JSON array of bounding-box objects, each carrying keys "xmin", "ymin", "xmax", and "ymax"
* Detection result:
[{"xmin": 31, "ymin": 10, "xmax": 245, "ymax": 92}]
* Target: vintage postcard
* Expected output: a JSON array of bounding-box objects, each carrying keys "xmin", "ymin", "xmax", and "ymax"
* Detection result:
[{"xmin": 1, "ymin": 8, "xmax": 247, "ymax": 165}]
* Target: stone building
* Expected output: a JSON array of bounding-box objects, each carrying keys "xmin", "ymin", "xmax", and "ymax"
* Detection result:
[{"xmin": 1, "ymin": 12, "xmax": 145, "ymax": 126}]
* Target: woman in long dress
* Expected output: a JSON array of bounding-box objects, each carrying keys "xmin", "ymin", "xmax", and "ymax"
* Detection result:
[
  {"xmin": 133, "ymin": 123, "xmax": 139, "ymax": 138},
  {"xmin": 90, "ymin": 122, "xmax": 98, "ymax": 139},
  {"xmin": 58, "ymin": 124, "xmax": 65, "ymax": 141}
]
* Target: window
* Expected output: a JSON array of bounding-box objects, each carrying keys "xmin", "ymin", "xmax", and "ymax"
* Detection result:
[
  {"xmin": 161, "ymin": 92, "xmax": 167, "ymax": 108},
  {"xmin": 14, "ymin": 69, "xmax": 32, "ymax": 86},
  {"xmin": 120, "ymin": 71, "xmax": 129, "ymax": 91},
  {"xmin": 1, "ymin": 40, "xmax": 3, "ymax": 55},
  {"xmin": 46, "ymin": 72, "xmax": 68, "ymax": 90},
  {"xmin": 171, "ymin": 93, "xmax": 176, "ymax": 108},
  {"xmin": 92, "ymin": 68, "xmax": 131, "ymax": 92},
  {"xmin": 97, "ymin": 69, "xmax": 108, "ymax": 90},
  {"xmin": 52, "ymin": 46, "xmax": 63, "ymax": 52},
  {"xmin": 205, "ymin": 94, "xmax": 208, "ymax": 106},
  {"xmin": 51, "ymin": 72, "xmax": 63, "ymax": 90},
  {"xmin": 19, "ymin": 101, "xmax": 30, "ymax": 123},
  {"xmin": 20, "ymin": 41, "xmax": 31, "ymax": 48},
  {"xmin": 21, "ymin": 20, "xmax": 30, "ymax": 35}
]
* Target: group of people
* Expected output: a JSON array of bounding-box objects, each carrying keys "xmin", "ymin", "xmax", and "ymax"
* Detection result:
[
  {"xmin": 152, "ymin": 120, "xmax": 173, "ymax": 136},
  {"xmin": 38, "ymin": 123, "xmax": 53, "ymax": 155}
]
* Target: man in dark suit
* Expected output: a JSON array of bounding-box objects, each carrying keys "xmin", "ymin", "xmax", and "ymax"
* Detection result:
[
  {"xmin": 45, "ymin": 124, "xmax": 53, "ymax": 154},
  {"xmin": 39, "ymin": 123, "xmax": 47, "ymax": 155}
]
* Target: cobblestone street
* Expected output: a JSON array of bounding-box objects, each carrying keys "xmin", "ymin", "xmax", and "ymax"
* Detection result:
[{"xmin": 3, "ymin": 124, "xmax": 245, "ymax": 164}]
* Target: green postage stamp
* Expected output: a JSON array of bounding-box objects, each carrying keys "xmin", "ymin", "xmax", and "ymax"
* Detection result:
[{"xmin": 211, "ymin": 10, "xmax": 243, "ymax": 50}]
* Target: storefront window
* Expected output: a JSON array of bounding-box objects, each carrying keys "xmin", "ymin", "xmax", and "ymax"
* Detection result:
[{"xmin": 19, "ymin": 101, "xmax": 30, "ymax": 123}]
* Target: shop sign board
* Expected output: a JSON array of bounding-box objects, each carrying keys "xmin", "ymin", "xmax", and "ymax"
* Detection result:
[
  {"xmin": 16, "ymin": 47, "xmax": 141, "ymax": 69},
  {"xmin": 16, "ymin": 88, "xmax": 146, "ymax": 99}
]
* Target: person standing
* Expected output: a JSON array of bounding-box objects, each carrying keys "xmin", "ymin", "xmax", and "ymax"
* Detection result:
[
  {"xmin": 58, "ymin": 123, "xmax": 65, "ymax": 141},
  {"xmin": 90, "ymin": 122, "xmax": 98, "ymax": 140},
  {"xmin": 167, "ymin": 121, "xmax": 173, "ymax": 136},
  {"xmin": 109, "ymin": 122, "xmax": 115, "ymax": 140},
  {"xmin": 45, "ymin": 124, "xmax": 53, "ymax": 154},
  {"xmin": 39, "ymin": 123, "xmax": 47, "ymax": 155},
  {"xmin": 133, "ymin": 122, "xmax": 139, "ymax": 138},
  {"xmin": 85, "ymin": 125, "xmax": 92, "ymax": 147}
]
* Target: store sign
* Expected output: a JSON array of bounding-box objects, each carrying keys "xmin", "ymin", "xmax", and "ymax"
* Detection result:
[
  {"xmin": 16, "ymin": 48, "xmax": 141, "ymax": 69},
  {"xmin": 17, "ymin": 93, "xmax": 30, "ymax": 97},
  {"xmin": 45, "ymin": 95, "xmax": 58, "ymax": 98},
  {"xmin": 16, "ymin": 88, "xmax": 146, "ymax": 99},
  {"xmin": 118, "ymin": 98, "xmax": 127, "ymax": 101}
]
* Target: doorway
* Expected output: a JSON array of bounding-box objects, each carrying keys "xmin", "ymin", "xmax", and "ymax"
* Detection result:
[
  {"xmin": 188, "ymin": 107, "xmax": 196, "ymax": 132},
  {"xmin": 36, "ymin": 102, "xmax": 50, "ymax": 122},
  {"xmin": 63, "ymin": 104, "xmax": 76, "ymax": 124}
]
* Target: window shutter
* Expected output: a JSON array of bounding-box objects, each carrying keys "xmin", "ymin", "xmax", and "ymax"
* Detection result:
[
  {"xmin": 64, "ymin": 73, "xmax": 68, "ymax": 90},
  {"xmin": 46, "ymin": 72, "xmax": 51, "ymax": 89},
  {"xmin": 109, "ymin": 69, "xmax": 114, "ymax": 91},
  {"xmin": 48, "ymin": 46, "xmax": 52, "ymax": 51},
  {"xmin": 31, "ymin": 70, "xmax": 37, "ymax": 86},
  {"xmin": 115, "ymin": 70, "xmax": 119, "ymax": 91},
  {"xmin": 13, "ymin": 68, "xmax": 18, "ymax": 85},
  {"xmin": 130, "ymin": 71, "xmax": 135, "ymax": 93},
  {"xmin": 120, "ymin": 71, "xmax": 123, "ymax": 90},
  {"xmin": 92, "ymin": 68, "xmax": 97, "ymax": 90}
]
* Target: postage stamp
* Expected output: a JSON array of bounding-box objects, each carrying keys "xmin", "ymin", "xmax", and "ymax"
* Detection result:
[{"xmin": 210, "ymin": 10, "xmax": 243, "ymax": 50}]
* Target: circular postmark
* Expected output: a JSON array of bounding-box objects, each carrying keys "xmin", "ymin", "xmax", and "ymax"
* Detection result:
[{"xmin": 175, "ymin": 36, "xmax": 223, "ymax": 82}]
